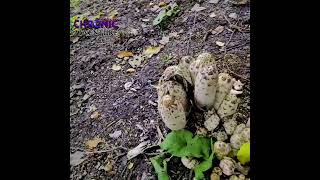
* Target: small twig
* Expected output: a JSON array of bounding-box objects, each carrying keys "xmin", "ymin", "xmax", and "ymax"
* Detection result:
[
  {"xmin": 224, "ymin": 30, "xmax": 235, "ymax": 55},
  {"xmin": 145, "ymin": 152, "xmax": 161, "ymax": 156},
  {"xmin": 85, "ymin": 146, "xmax": 128, "ymax": 154}
]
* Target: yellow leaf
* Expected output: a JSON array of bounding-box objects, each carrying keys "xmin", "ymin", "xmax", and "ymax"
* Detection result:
[
  {"xmin": 128, "ymin": 162, "xmax": 134, "ymax": 169},
  {"xmin": 108, "ymin": 10, "xmax": 118, "ymax": 20},
  {"xmin": 86, "ymin": 138, "xmax": 104, "ymax": 149},
  {"xmin": 142, "ymin": 46, "xmax": 163, "ymax": 58},
  {"xmin": 159, "ymin": 2, "xmax": 167, "ymax": 7},
  {"xmin": 126, "ymin": 68, "xmax": 136, "ymax": 74},
  {"xmin": 104, "ymin": 161, "xmax": 113, "ymax": 172},
  {"xmin": 117, "ymin": 51, "xmax": 134, "ymax": 58}
]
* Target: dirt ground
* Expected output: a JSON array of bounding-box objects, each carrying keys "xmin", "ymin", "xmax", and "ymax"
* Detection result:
[{"xmin": 70, "ymin": 0, "xmax": 250, "ymax": 179}]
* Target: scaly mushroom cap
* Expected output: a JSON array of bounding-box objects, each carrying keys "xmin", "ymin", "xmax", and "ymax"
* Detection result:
[
  {"xmin": 194, "ymin": 65, "xmax": 218, "ymax": 110},
  {"xmin": 233, "ymin": 123, "xmax": 246, "ymax": 135},
  {"xmin": 230, "ymin": 175, "xmax": 239, "ymax": 180},
  {"xmin": 219, "ymin": 157, "xmax": 236, "ymax": 176},
  {"xmin": 213, "ymin": 141, "xmax": 232, "ymax": 160},
  {"xmin": 204, "ymin": 113, "xmax": 220, "ymax": 131},
  {"xmin": 210, "ymin": 173, "xmax": 220, "ymax": 180},
  {"xmin": 236, "ymin": 162, "xmax": 250, "ymax": 176},
  {"xmin": 213, "ymin": 73, "xmax": 235, "ymax": 110},
  {"xmin": 216, "ymin": 131, "xmax": 228, "ymax": 142},
  {"xmin": 241, "ymin": 128, "xmax": 250, "ymax": 143},
  {"xmin": 158, "ymin": 94, "xmax": 187, "ymax": 130},
  {"xmin": 157, "ymin": 81, "xmax": 188, "ymax": 130},
  {"xmin": 223, "ymin": 120, "xmax": 237, "ymax": 135},
  {"xmin": 230, "ymin": 133, "xmax": 245, "ymax": 149},
  {"xmin": 217, "ymin": 80, "xmax": 243, "ymax": 118},
  {"xmin": 157, "ymin": 80, "xmax": 188, "ymax": 112},
  {"xmin": 189, "ymin": 52, "xmax": 216, "ymax": 84},
  {"xmin": 181, "ymin": 157, "xmax": 198, "ymax": 169}
]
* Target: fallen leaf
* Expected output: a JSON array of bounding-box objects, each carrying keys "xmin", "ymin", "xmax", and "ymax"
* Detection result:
[
  {"xmin": 209, "ymin": 12, "xmax": 216, "ymax": 18},
  {"xmin": 111, "ymin": 64, "xmax": 121, "ymax": 71},
  {"xmin": 70, "ymin": 151, "xmax": 86, "ymax": 166},
  {"xmin": 159, "ymin": 2, "xmax": 167, "ymax": 7},
  {"xmin": 104, "ymin": 161, "xmax": 113, "ymax": 172},
  {"xmin": 117, "ymin": 51, "xmax": 134, "ymax": 58},
  {"xmin": 126, "ymin": 68, "xmax": 136, "ymax": 73},
  {"xmin": 124, "ymin": 82, "xmax": 133, "ymax": 90},
  {"xmin": 128, "ymin": 55, "xmax": 143, "ymax": 68},
  {"xmin": 209, "ymin": 0, "xmax": 219, "ymax": 3},
  {"xmin": 191, "ymin": 3, "xmax": 206, "ymax": 12},
  {"xmin": 216, "ymin": 41, "xmax": 225, "ymax": 47},
  {"xmin": 109, "ymin": 130, "xmax": 122, "ymax": 138},
  {"xmin": 212, "ymin": 26, "xmax": 224, "ymax": 35},
  {"xmin": 143, "ymin": 46, "xmax": 163, "ymax": 58},
  {"xmin": 229, "ymin": 12, "xmax": 238, "ymax": 19},
  {"xmin": 159, "ymin": 36, "xmax": 170, "ymax": 45},
  {"xmin": 90, "ymin": 111, "xmax": 100, "ymax": 119},
  {"xmin": 108, "ymin": 10, "xmax": 118, "ymax": 20},
  {"xmin": 127, "ymin": 140, "xmax": 150, "ymax": 160},
  {"xmin": 128, "ymin": 162, "xmax": 134, "ymax": 169},
  {"xmin": 86, "ymin": 138, "xmax": 104, "ymax": 150}
]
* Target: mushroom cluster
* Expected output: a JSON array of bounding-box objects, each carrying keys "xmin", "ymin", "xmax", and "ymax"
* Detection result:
[{"xmin": 156, "ymin": 52, "xmax": 250, "ymax": 179}]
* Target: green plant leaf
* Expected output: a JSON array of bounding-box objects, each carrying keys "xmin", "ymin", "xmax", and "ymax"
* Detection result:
[
  {"xmin": 160, "ymin": 130, "xmax": 193, "ymax": 157},
  {"xmin": 153, "ymin": 10, "xmax": 167, "ymax": 26},
  {"xmin": 193, "ymin": 139, "xmax": 215, "ymax": 180},
  {"xmin": 237, "ymin": 142, "xmax": 250, "ymax": 165},
  {"xmin": 187, "ymin": 135, "xmax": 211, "ymax": 159},
  {"xmin": 150, "ymin": 154, "xmax": 170, "ymax": 180},
  {"xmin": 194, "ymin": 150, "xmax": 215, "ymax": 180}
]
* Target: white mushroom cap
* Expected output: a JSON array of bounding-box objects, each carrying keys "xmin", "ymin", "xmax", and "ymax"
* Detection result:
[
  {"xmin": 230, "ymin": 133, "xmax": 244, "ymax": 149},
  {"xmin": 214, "ymin": 141, "xmax": 232, "ymax": 160},
  {"xmin": 181, "ymin": 157, "xmax": 198, "ymax": 169},
  {"xmin": 233, "ymin": 123, "xmax": 246, "ymax": 135},
  {"xmin": 219, "ymin": 157, "xmax": 236, "ymax": 176},
  {"xmin": 223, "ymin": 120, "xmax": 237, "ymax": 135},
  {"xmin": 241, "ymin": 128, "xmax": 250, "ymax": 142}
]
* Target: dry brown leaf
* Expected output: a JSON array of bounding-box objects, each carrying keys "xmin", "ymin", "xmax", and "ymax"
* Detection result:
[
  {"xmin": 86, "ymin": 138, "xmax": 104, "ymax": 149},
  {"xmin": 90, "ymin": 111, "xmax": 100, "ymax": 119},
  {"xmin": 128, "ymin": 162, "xmax": 134, "ymax": 169},
  {"xmin": 127, "ymin": 68, "xmax": 136, "ymax": 74},
  {"xmin": 159, "ymin": 2, "xmax": 167, "ymax": 7},
  {"xmin": 117, "ymin": 51, "xmax": 134, "ymax": 58},
  {"xmin": 142, "ymin": 46, "xmax": 163, "ymax": 58},
  {"xmin": 212, "ymin": 26, "xmax": 224, "ymax": 35},
  {"xmin": 103, "ymin": 160, "xmax": 114, "ymax": 172}
]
